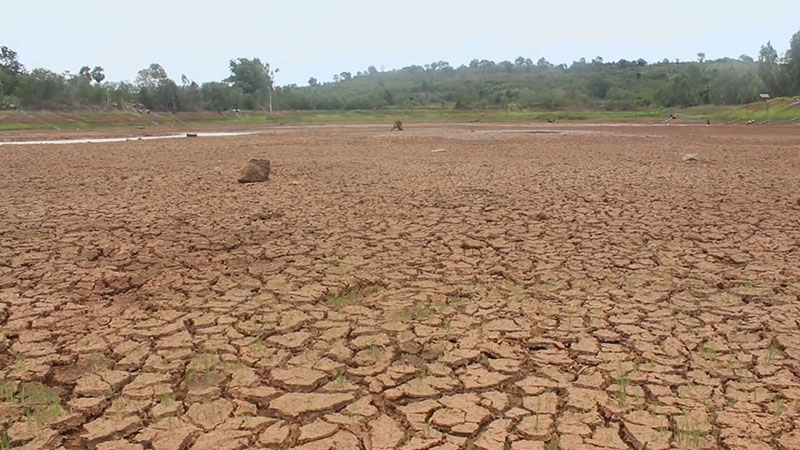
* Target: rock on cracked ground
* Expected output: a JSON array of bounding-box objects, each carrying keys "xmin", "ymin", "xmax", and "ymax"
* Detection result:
[{"xmin": 1, "ymin": 123, "xmax": 800, "ymax": 450}]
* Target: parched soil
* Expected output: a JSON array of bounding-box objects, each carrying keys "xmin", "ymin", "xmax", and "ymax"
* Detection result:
[{"xmin": 1, "ymin": 123, "xmax": 799, "ymax": 450}]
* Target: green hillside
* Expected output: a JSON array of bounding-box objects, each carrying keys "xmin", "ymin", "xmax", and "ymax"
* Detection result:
[
  {"xmin": 278, "ymin": 59, "xmax": 768, "ymax": 111},
  {"xmin": 2, "ymin": 29, "xmax": 799, "ymax": 112}
]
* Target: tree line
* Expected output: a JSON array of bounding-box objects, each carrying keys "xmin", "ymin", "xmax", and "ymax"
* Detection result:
[
  {"xmin": 1, "ymin": 29, "xmax": 799, "ymax": 112},
  {"xmin": 0, "ymin": 53, "xmax": 278, "ymax": 112}
]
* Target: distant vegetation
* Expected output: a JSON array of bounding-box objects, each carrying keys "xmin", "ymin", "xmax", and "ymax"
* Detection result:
[{"xmin": 2, "ymin": 29, "xmax": 799, "ymax": 112}]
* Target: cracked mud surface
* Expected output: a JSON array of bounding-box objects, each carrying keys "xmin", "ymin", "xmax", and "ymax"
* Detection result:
[{"xmin": 1, "ymin": 123, "xmax": 799, "ymax": 449}]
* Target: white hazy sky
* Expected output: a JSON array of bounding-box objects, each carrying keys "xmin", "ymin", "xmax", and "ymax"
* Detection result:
[{"xmin": 3, "ymin": 0, "xmax": 799, "ymax": 86}]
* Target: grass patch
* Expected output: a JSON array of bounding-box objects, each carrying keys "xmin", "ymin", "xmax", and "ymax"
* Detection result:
[
  {"xmin": 775, "ymin": 398, "xmax": 785, "ymax": 416},
  {"xmin": 249, "ymin": 335, "xmax": 268, "ymax": 350},
  {"xmin": 0, "ymin": 379, "xmax": 15, "ymax": 403},
  {"xmin": 765, "ymin": 342, "xmax": 776, "ymax": 366},
  {"xmin": 329, "ymin": 287, "xmax": 362, "ymax": 309},
  {"xmin": 675, "ymin": 417, "xmax": 702, "ymax": 448},
  {"xmin": 699, "ymin": 343, "xmax": 716, "ymax": 358},
  {"xmin": 0, "ymin": 428, "xmax": 9, "ymax": 450},
  {"xmin": 367, "ymin": 344, "xmax": 384, "ymax": 360},
  {"xmin": 159, "ymin": 393, "xmax": 174, "ymax": 408},
  {"xmin": 16, "ymin": 383, "xmax": 62, "ymax": 426},
  {"xmin": 329, "ymin": 371, "xmax": 347, "ymax": 386},
  {"xmin": 186, "ymin": 352, "xmax": 220, "ymax": 385},
  {"xmin": 396, "ymin": 302, "xmax": 436, "ymax": 321},
  {"xmin": 617, "ymin": 375, "xmax": 630, "ymax": 407}
]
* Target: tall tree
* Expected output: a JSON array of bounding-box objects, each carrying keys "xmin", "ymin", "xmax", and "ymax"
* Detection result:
[
  {"xmin": 227, "ymin": 58, "xmax": 276, "ymax": 110},
  {"xmin": 79, "ymin": 66, "xmax": 92, "ymax": 81},
  {"xmin": 135, "ymin": 63, "xmax": 170, "ymax": 109},
  {"xmin": 758, "ymin": 41, "xmax": 781, "ymax": 94},
  {"xmin": 759, "ymin": 41, "xmax": 779, "ymax": 65},
  {"xmin": 136, "ymin": 63, "xmax": 168, "ymax": 89},
  {"xmin": 0, "ymin": 45, "xmax": 25, "ymax": 95},
  {"xmin": 0, "ymin": 46, "xmax": 24, "ymax": 76},
  {"xmin": 787, "ymin": 29, "xmax": 800, "ymax": 93}
]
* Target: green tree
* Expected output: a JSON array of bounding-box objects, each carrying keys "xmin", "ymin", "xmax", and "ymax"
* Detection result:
[
  {"xmin": 758, "ymin": 41, "xmax": 784, "ymax": 95},
  {"xmin": 786, "ymin": 29, "xmax": 800, "ymax": 93},
  {"xmin": 135, "ymin": 63, "xmax": 171, "ymax": 109},
  {"xmin": 227, "ymin": 58, "xmax": 271, "ymax": 94},
  {"xmin": 136, "ymin": 63, "xmax": 168, "ymax": 89},
  {"xmin": 586, "ymin": 76, "xmax": 612, "ymax": 99},
  {"xmin": 91, "ymin": 66, "xmax": 105, "ymax": 84},
  {"xmin": 16, "ymin": 69, "xmax": 66, "ymax": 108},
  {"xmin": 710, "ymin": 67, "xmax": 761, "ymax": 104},
  {"xmin": 1, "ymin": 45, "xmax": 25, "ymax": 96},
  {"xmin": 227, "ymin": 58, "xmax": 278, "ymax": 110},
  {"xmin": 156, "ymin": 79, "xmax": 181, "ymax": 111},
  {"xmin": 759, "ymin": 41, "xmax": 779, "ymax": 65},
  {"xmin": 308, "ymin": 77, "xmax": 318, "ymax": 86},
  {"xmin": 79, "ymin": 66, "xmax": 92, "ymax": 81},
  {"xmin": 201, "ymin": 81, "xmax": 240, "ymax": 111}
]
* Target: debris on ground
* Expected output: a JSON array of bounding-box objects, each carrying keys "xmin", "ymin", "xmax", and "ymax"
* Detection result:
[
  {"xmin": 469, "ymin": 113, "xmax": 485, "ymax": 123},
  {"xmin": 681, "ymin": 153, "xmax": 699, "ymax": 162},
  {"xmin": 237, "ymin": 158, "xmax": 271, "ymax": 183}
]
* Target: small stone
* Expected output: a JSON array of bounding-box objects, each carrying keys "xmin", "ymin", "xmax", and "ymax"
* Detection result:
[{"xmin": 681, "ymin": 153, "xmax": 698, "ymax": 162}]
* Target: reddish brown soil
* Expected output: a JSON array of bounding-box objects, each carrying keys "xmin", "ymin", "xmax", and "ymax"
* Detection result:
[{"xmin": 1, "ymin": 123, "xmax": 799, "ymax": 450}]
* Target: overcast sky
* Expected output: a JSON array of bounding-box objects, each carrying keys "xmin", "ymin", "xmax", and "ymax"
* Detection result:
[{"xmin": 3, "ymin": 0, "xmax": 799, "ymax": 86}]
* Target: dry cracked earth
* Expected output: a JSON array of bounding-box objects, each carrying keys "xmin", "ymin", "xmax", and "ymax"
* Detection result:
[{"xmin": 1, "ymin": 123, "xmax": 800, "ymax": 450}]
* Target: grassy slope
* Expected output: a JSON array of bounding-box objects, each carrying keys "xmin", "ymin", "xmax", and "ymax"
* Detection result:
[{"xmin": 0, "ymin": 99, "xmax": 798, "ymax": 132}]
